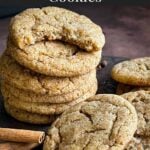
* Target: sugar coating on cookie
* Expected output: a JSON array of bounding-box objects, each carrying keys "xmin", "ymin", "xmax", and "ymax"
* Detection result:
[
  {"xmin": 7, "ymin": 40, "xmax": 102, "ymax": 77},
  {"xmin": 9, "ymin": 7, "xmax": 105, "ymax": 52},
  {"xmin": 0, "ymin": 52, "xmax": 96, "ymax": 95},
  {"xmin": 122, "ymin": 90, "xmax": 150, "ymax": 136},
  {"xmin": 112, "ymin": 57, "xmax": 150, "ymax": 86},
  {"xmin": 43, "ymin": 94, "xmax": 137, "ymax": 150}
]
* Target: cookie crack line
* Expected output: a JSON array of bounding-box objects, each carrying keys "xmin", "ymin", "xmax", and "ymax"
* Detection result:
[
  {"xmin": 79, "ymin": 109, "xmax": 94, "ymax": 124},
  {"xmin": 36, "ymin": 76, "xmax": 49, "ymax": 93},
  {"xmin": 145, "ymin": 64, "xmax": 150, "ymax": 70},
  {"xmin": 82, "ymin": 138, "xmax": 91, "ymax": 150},
  {"xmin": 108, "ymin": 112, "xmax": 118, "ymax": 142},
  {"xmin": 108, "ymin": 111, "xmax": 130, "ymax": 148}
]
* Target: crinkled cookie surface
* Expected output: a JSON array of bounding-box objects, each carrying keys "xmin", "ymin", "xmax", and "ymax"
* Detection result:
[{"xmin": 43, "ymin": 94, "xmax": 137, "ymax": 150}]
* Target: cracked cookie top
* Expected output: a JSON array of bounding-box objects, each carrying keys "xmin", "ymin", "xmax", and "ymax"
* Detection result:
[
  {"xmin": 7, "ymin": 40, "xmax": 101, "ymax": 77},
  {"xmin": 43, "ymin": 94, "xmax": 137, "ymax": 150},
  {"xmin": 9, "ymin": 7, "xmax": 105, "ymax": 52},
  {"xmin": 122, "ymin": 90, "xmax": 150, "ymax": 136},
  {"xmin": 0, "ymin": 51, "xmax": 96, "ymax": 96},
  {"xmin": 111, "ymin": 58, "xmax": 150, "ymax": 86}
]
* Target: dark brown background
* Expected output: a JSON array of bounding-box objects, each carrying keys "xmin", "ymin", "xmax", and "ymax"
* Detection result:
[{"xmin": 0, "ymin": 5, "xmax": 150, "ymax": 58}]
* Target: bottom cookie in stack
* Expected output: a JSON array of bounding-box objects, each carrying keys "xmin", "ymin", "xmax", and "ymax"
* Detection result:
[
  {"xmin": 2, "ymin": 73, "xmax": 97, "ymax": 124},
  {"xmin": 4, "ymin": 102, "xmax": 57, "ymax": 124}
]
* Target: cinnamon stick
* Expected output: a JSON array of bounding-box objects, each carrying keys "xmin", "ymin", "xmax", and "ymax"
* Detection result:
[{"xmin": 0, "ymin": 128, "xmax": 45, "ymax": 144}]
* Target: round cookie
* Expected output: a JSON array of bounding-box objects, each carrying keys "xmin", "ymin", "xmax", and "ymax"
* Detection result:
[
  {"xmin": 4, "ymin": 81, "xmax": 97, "ymax": 115},
  {"xmin": 9, "ymin": 7, "xmax": 105, "ymax": 52},
  {"xmin": 111, "ymin": 58, "xmax": 150, "ymax": 86},
  {"xmin": 7, "ymin": 40, "xmax": 101, "ymax": 77},
  {"xmin": 122, "ymin": 90, "xmax": 150, "ymax": 136},
  {"xmin": 43, "ymin": 94, "xmax": 137, "ymax": 150},
  {"xmin": 4, "ymin": 102, "xmax": 57, "ymax": 124},
  {"xmin": 1, "ymin": 74, "xmax": 97, "ymax": 103},
  {"xmin": 116, "ymin": 83, "xmax": 150, "ymax": 95},
  {"xmin": 0, "ymin": 52, "xmax": 96, "ymax": 95}
]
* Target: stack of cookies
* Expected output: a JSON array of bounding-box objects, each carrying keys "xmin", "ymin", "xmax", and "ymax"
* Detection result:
[
  {"xmin": 111, "ymin": 58, "xmax": 150, "ymax": 149},
  {"xmin": 0, "ymin": 7, "xmax": 105, "ymax": 124}
]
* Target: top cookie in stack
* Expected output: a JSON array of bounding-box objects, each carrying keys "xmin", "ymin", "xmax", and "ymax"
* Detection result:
[
  {"xmin": 8, "ymin": 6, "xmax": 105, "ymax": 77},
  {"xmin": 0, "ymin": 7, "xmax": 105, "ymax": 124}
]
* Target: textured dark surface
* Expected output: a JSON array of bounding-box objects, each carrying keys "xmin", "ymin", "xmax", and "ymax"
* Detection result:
[{"xmin": 0, "ymin": 56, "xmax": 127, "ymax": 149}]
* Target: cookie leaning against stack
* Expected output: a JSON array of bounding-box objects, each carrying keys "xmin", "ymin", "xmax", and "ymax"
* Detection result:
[
  {"xmin": 0, "ymin": 7, "xmax": 105, "ymax": 124},
  {"xmin": 43, "ymin": 94, "xmax": 137, "ymax": 150}
]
